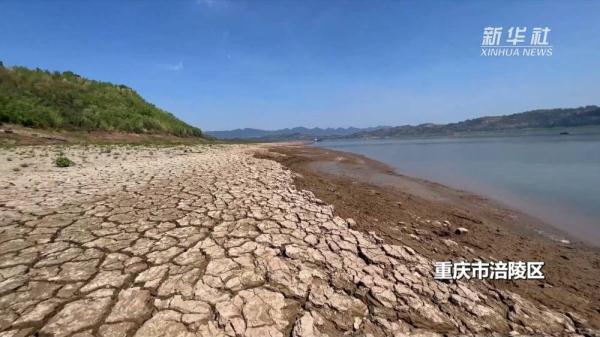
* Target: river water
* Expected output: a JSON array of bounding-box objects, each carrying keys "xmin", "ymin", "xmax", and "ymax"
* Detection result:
[{"xmin": 317, "ymin": 130, "xmax": 600, "ymax": 245}]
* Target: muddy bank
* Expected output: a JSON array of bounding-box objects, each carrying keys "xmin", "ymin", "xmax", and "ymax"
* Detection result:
[{"xmin": 263, "ymin": 144, "xmax": 600, "ymax": 329}]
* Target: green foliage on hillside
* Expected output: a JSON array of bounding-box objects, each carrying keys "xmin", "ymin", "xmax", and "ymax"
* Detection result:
[{"xmin": 0, "ymin": 64, "xmax": 202, "ymax": 137}]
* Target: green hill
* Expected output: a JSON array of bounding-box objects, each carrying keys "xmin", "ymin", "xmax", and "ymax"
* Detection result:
[{"xmin": 0, "ymin": 63, "xmax": 202, "ymax": 137}]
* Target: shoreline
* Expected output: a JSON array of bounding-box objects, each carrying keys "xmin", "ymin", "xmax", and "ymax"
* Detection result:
[
  {"xmin": 262, "ymin": 143, "xmax": 600, "ymax": 328},
  {"xmin": 308, "ymin": 137, "xmax": 600, "ymax": 247},
  {"xmin": 314, "ymin": 144, "xmax": 592, "ymax": 247}
]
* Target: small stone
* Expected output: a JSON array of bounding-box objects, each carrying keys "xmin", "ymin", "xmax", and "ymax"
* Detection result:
[
  {"xmin": 353, "ymin": 317, "xmax": 362, "ymax": 330},
  {"xmin": 442, "ymin": 239, "xmax": 458, "ymax": 247},
  {"xmin": 455, "ymin": 227, "xmax": 469, "ymax": 235}
]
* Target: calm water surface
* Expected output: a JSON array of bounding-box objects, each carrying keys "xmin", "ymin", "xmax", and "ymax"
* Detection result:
[{"xmin": 317, "ymin": 132, "xmax": 600, "ymax": 244}]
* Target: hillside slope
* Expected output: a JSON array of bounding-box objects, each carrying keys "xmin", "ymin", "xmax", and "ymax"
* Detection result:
[
  {"xmin": 0, "ymin": 64, "xmax": 202, "ymax": 137},
  {"xmin": 353, "ymin": 106, "xmax": 600, "ymax": 138}
]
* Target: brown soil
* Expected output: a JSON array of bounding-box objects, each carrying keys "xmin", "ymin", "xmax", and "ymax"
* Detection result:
[
  {"xmin": 262, "ymin": 144, "xmax": 600, "ymax": 328},
  {"xmin": 0, "ymin": 124, "xmax": 210, "ymax": 146}
]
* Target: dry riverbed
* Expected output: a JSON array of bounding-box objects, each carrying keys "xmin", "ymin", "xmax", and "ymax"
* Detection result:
[{"xmin": 0, "ymin": 143, "xmax": 598, "ymax": 337}]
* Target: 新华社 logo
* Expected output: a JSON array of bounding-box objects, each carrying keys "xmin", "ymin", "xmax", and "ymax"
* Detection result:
[{"xmin": 481, "ymin": 26, "xmax": 552, "ymax": 57}]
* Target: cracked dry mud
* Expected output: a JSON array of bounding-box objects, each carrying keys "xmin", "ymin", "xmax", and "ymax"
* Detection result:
[{"xmin": 0, "ymin": 145, "xmax": 594, "ymax": 337}]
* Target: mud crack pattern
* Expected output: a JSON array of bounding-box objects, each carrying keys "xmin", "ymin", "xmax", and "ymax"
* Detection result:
[{"xmin": 0, "ymin": 145, "xmax": 591, "ymax": 336}]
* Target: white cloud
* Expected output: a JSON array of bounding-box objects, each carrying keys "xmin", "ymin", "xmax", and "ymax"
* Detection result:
[{"xmin": 164, "ymin": 61, "xmax": 184, "ymax": 72}]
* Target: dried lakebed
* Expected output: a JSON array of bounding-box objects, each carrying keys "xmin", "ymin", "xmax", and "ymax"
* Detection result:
[{"xmin": 0, "ymin": 144, "xmax": 596, "ymax": 337}]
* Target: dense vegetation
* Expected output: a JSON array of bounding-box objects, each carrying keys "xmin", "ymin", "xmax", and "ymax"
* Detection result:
[{"xmin": 0, "ymin": 64, "xmax": 202, "ymax": 137}]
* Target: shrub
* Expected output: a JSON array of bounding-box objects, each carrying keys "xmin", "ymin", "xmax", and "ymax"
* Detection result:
[{"xmin": 55, "ymin": 153, "xmax": 74, "ymax": 167}]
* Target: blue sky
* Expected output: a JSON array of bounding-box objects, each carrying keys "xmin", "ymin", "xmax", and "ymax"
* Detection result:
[{"xmin": 2, "ymin": 0, "xmax": 599, "ymax": 131}]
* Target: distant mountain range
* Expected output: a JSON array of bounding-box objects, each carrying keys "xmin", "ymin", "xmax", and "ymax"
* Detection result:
[
  {"xmin": 208, "ymin": 106, "xmax": 600, "ymax": 140},
  {"xmin": 206, "ymin": 126, "xmax": 391, "ymax": 140},
  {"xmin": 352, "ymin": 106, "xmax": 600, "ymax": 138}
]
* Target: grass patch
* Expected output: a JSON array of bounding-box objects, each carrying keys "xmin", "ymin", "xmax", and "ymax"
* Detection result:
[{"xmin": 55, "ymin": 153, "xmax": 74, "ymax": 167}]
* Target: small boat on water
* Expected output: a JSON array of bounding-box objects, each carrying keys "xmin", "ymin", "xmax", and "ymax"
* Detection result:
[{"xmin": 559, "ymin": 132, "xmax": 570, "ymax": 135}]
